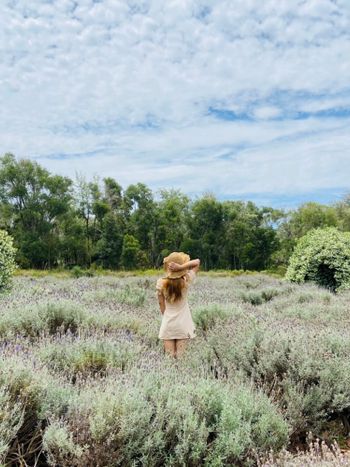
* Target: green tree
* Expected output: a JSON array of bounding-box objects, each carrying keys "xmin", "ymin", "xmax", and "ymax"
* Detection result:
[
  {"xmin": 104, "ymin": 178, "xmax": 123, "ymax": 213},
  {"xmin": 157, "ymin": 189, "xmax": 190, "ymax": 264},
  {"xmin": 334, "ymin": 194, "xmax": 350, "ymax": 232},
  {"xmin": 95, "ymin": 212, "xmax": 123, "ymax": 269},
  {"xmin": 276, "ymin": 202, "xmax": 338, "ymax": 266},
  {"xmin": 222, "ymin": 201, "xmax": 279, "ymax": 270},
  {"xmin": 59, "ymin": 210, "xmax": 89, "ymax": 267},
  {"xmin": 74, "ymin": 173, "xmax": 94, "ymax": 267},
  {"xmin": 186, "ymin": 195, "xmax": 224, "ymax": 270},
  {"xmin": 0, "ymin": 153, "xmax": 72, "ymax": 268},
  {"xmin": 121, "ymin": 234, "xmax": 142, "ymax": 269},
  {"xmin": 124, "ymin": 183, "xmax": 159, "ymax": 266}
]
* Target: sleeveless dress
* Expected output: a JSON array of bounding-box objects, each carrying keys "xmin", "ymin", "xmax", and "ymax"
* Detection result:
[{"xmin": 156, "ymin": 269, "xmax": 196, "ymax": 340}]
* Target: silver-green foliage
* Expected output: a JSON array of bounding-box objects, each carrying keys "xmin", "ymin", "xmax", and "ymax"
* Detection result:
[
  {"xmin": 285, "ymin": 227, "xmax": 350, "ymax": 291},
  {"xmin": 0, "ymin": 359, "xmax": 75, "ymax": 465},
  {"xmin": 0, "ymin": 302, "xmax": 87, "ymax": 338},
  {"xmin": 4, "ymin": 272, "xmax": 350, "ymax": 465},
  {"xmin": 39, "ymin": 339, "xmax": 139, "ymax": 376},
  {"xmin": 0, "ymin": 229, "xmax": 17, "ymax": 291},
  {"xmin": 0, "ymin": 387, "xmax": 24, "ymax": 462},
  {"xmin": 42, "ymin": 371, "xmax": 288, "ymax": 467},
  {"xmin": 193, "ymin": 304, "xmax": 231, "ymax": 332},
  {"xmin": 208, "ymin": 326, "xmax": 350, "ymax": 440}
]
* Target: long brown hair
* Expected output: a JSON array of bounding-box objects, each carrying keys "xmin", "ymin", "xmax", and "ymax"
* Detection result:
[{"xmin": 163, "ymin": 277, "xmax": 186, "ymax": 303}]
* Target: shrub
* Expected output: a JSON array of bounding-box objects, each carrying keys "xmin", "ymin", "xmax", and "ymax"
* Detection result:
[
  {"xmin": 0, "ymin": 302, "xmax": 87, "ymax": 338},
  {"xmin": 0, "ymin": 359, "xmax": 75, "ymax": 465},
  {"xmin": 43, "ymin": 422, "xmax": 84, "ymax": 465},
  {"xmin": 42, "ymin": 371, "xmax": 289, "ymax": 466},
  {"xmin": 0, "ymin": 229, "xmax": 17, "ymax": 292},
  {"xmin": 84, "ymin": 285, "xmax": 146, "ymax": 307},
  {"xmin": 286, "ymin": 227, "xmax": 350, "ymax": 292},
  {"xmin": 70, "ymin": 266, "xmax": 95, "ymax": 278},
  {"xmin": 193, "ymin": 305, "xmax": 231, "ymax": 332},
  {"xmin": 239, "ymin": 287, "xmax": 280, "ymax": 305},
  {"xmin": 213, "ymin": 328, "xmax": 350, "ymax": 442},
  {"xmin": 70, "ymin": 265, "xmax": 84, "ymax": 278},
  {"xmin": 39, "ymin": 303, "xmax": 86, "ymax": 335},
  {"xmin": 38, "ymin": 339, "xmax": 139, "ymax": 377},
  {"xmin": 261, "ymin": 438, "xmax": 350, "ymax": 466},
  {"xmin": 116, "ymin": 284, "xmax": 146, "ymax": 306},
  {"xmin": 0, "ymin": 387, "xmax": 24, "ymax": 463},
  {"xmin": 0, "ymin": 364, "xmax": 46, "ymax": 465}
]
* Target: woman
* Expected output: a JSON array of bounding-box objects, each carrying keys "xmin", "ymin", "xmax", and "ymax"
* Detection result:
[{"xmin": 156, "ymin": 252, "xmax": 200, "ymax": 358}]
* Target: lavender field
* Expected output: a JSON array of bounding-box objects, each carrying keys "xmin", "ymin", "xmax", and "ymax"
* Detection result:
[{"xmin": 1, "ymin": 273, "xmax": 350, "ymax": 466}]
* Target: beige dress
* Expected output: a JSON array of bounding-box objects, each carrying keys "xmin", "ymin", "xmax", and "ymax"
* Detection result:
[{"xmin": 156, "ymin": 269, "xmax": 196, "ymax": 340}]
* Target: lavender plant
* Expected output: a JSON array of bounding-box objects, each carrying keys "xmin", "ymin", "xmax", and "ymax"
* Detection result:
[{"xmin": 1, "ymin": 272, "xmax": 350, "ymax": 465}]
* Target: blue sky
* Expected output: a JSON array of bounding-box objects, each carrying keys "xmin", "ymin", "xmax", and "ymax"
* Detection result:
[{"xmin": 1, "ymin": 0, "xmax": 350, "ymax": 209}]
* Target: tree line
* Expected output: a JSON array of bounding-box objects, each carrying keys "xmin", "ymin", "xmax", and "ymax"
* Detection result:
[{"xmin": 0, "ymin": 153, "xmax": 349, "ymax": 271}]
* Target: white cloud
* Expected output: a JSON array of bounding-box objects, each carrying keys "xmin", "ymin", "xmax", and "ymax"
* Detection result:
[
  {"xmin": 253, "ymin": 106, "xmax": 281, "ymax": 119},
  {"xmin": 1, "ymin": 0, "xmax": 350, "ymax": 207}
]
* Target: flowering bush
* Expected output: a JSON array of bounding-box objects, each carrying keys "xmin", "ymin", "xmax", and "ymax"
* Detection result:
[
  {"xmin": 0, "ymin": 229, "xmax": 17, "ymax": 292},
  {"xmin": 1, "ymin": 273, "xmax": 350, "ymax": 465},
  {"xmin": 42, "ymin": 369, "xmax": 288, "ymax": 467},
  {"xmin": 285, "ymin": 227, "xmax": 350, "ymax": 292}
]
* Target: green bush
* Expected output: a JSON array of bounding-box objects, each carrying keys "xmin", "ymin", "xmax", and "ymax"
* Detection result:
[
  {"xmin": 70, "ymin": 266, "xmax": 95, "ymax": 278},
  {"xmin": 193, "ymin": 305, "xmax": 231, "ymax": 332},
  {"xmin": 213, "ymin": 328, "xmax": 350, "ymax": 441},
  {"xmin": 84, "ymin": 285, "xmax": 146, "ymax": 307},
  {"xmin": 40, "ymin": 303, "xmax": 86, "ymax": 334},
  {"xmin": 0, "ymin": 364, "xmax": 46, "ymax": 465},
  {"xmin": 0, "ymin": 387, "xmax": 24, "ymax": 462},
  {"xmin": 286, "ymin": 227, "xmax": 350, "ymax": 292},
  {"xmin": 43, "ymin": 422, "xmax": 84, "ymax": 465},
  {"xmin": 70, "ymin": 265, "xmax": 84, "ymax": 278},
  {"xmin": 0, "ymin": 360, "xmax": 74, "ymax": 466},
  {"xmin": 116, "ymin": 284, "xmax": 146, "ymax": 306},
  {"xmin": 0, "ymin": 302, "xmax": 87, "ymax": 338},
  {"xmin": 42, "ymin": 372, "xmax": 288, "ymax": 466},
  {"xmin": 39, "ymin": 340, "xmax": 139, "ymax": 377},
  {"xmin": 0, "ymin": 229, "xmax": 17, "ymax": 292}
]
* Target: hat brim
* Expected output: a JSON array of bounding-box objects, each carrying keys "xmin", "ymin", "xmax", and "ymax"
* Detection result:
[{"xmin": 164, "ymin": 269, "xmax": 189, "ymax": 279}]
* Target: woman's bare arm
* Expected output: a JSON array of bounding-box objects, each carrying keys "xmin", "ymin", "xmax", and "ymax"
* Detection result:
[
  {"xmin": 168, "ymin": 259, "xmax": 200, "ymax": 273},
  {"xmin": 157, "ymin": 291, "xmax": 166, "ymax": 314}
]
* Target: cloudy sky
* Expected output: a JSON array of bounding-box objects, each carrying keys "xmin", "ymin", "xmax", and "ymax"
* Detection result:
[{"xmin": 1, "ymin": 0, "xmax": 350, "ymax": 208}]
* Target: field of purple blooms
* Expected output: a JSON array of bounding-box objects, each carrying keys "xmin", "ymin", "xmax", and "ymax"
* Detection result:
[{"xmin": 1, "ymin": 273, "xmax": 350, "ymax": 466}]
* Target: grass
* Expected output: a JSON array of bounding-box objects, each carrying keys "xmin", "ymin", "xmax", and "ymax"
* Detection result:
[{"xmin": 13, "ymin": 267, "xmax": 285, "ymax": 279}]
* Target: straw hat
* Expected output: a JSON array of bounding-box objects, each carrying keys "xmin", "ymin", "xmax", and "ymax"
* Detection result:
[{"xmin": 163, "ymin": 252, "xmax": 190, "ymax": 279}]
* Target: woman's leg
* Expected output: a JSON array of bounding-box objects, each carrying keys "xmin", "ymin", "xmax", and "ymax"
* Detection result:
[
  {"xmin": 163, "ymin": 339, "xmax": 176, "ymax": 357},
  {"xmin": 175, "ymin": 339, "xmax": 188, "ymax": 358}
]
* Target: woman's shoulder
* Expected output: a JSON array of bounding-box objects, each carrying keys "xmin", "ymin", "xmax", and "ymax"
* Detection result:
[
  {"xmin": 185, "ymin": 269, "xmax": 196, "ymax": 284},
  {"xmin": 156, "ymin": 277, "xmax": 166, "ymax": 290}
]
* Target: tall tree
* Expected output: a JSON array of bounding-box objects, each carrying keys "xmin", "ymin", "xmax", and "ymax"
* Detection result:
[
  {"xmin": 0, "ymin": 153, "xmax": 72, "ymax": 268},
  {"xmin": 275, "ymin": 202, "xmax": 338, "ymax": 266},
  {"xmin": 222, "ymin": 201, "xmax": 280, "ymax": 270},
  {"xmin": 95, "ymin": 212, "xmax": 123, "ymax": 269},
  {"xmin": 334, "ymin": 194, "xmax": 350, "ymax": 232},
  {"xmin": 186, "ymin": 195, "xmax": 224, "ymax": 270},
  {"xmin": 124, "ymin": 183, "xmax": 158, "ymax": 266},
  {"xmin": 157, "ymin": 189, "xmax": 190, "ymax": 264}
]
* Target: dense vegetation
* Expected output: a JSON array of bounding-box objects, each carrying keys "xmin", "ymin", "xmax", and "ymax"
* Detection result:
[
  {"xmin": 1, "ymin": 273, "xmax": 350, "ymax": 466},
  {"xmin": 1, "ymin": 153, "xmax": 350, "ymax": 272},
  {"xmin": 286, "ymin": 227, "xmax": 350, "ymax": 292},
  {"xmin": 0, "ymin": 229, "xmax": 17, "ymax": 291}
]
